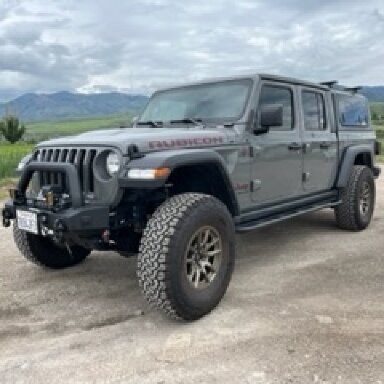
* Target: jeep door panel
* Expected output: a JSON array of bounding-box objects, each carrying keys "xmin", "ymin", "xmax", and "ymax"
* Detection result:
[
  {"xmin": 299, "ymin": 87, "xmax": 338, "ymax": 192},
  {"xmin": 250, "ymin": 81, "xmax": 303, "ymax": 204}
]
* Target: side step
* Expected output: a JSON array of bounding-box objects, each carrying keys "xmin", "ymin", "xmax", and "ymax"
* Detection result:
[{"xmin": 235, "ymin": 200, "xmax": 341, "ymax": 233}]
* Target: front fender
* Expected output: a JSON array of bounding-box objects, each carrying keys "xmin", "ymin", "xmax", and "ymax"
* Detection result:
[
  {"xmin": 118, "ymin": 148, "xmax": 239, "ymax": 213},
  {"xmin": 119, "ymin": 148, "xmax": 232, "ymax": 186}
]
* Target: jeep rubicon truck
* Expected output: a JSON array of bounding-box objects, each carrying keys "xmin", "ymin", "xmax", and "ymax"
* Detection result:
[{"xmin": 2, "ymin": 74, "xmax": 381, "ymax": 320}]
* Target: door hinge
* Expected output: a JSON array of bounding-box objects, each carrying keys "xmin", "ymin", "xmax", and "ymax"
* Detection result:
[
  {"xmin": 302, "ymin": 172, "xmax": 311, "ymax": 182},
  {"xmin": 251, "ymin": 179, "xmax": 262, "ymax": 192}
]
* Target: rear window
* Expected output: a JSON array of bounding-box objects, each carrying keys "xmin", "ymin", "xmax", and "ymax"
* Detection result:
[
  {"xmin": 302, "ymin": 91, "xmax": 326, "ymax": 131},
  {"xmin": 337, "ymin": 95, "xmax": 369, "ymax": 127}
]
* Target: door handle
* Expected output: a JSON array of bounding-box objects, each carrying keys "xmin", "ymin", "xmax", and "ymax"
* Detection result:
[
  {"xmin": 319, "ymin": 142, "xmax": 330, "ymax": 149},
  {"xmin": 288, "ymin": 143, "xmax": 302, "ymax": 151}
]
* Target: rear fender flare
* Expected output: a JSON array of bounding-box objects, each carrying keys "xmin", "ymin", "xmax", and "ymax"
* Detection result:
[{"xmin": 336, "ymin": 145, "xmax": 374, "ymax": 188}]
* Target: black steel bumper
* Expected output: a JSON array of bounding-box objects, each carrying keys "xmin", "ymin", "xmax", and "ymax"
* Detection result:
[{"xmin": 2, "ymin": 161, "xmax": 109, "ymax": 235}]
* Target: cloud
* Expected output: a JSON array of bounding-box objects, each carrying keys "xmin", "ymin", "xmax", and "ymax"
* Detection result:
[{"xmin": 0, "ymin": 0, "xmax": 384, "ymax": 101}]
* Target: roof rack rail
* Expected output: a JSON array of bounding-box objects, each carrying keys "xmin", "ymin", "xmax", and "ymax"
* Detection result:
[
  {"xmin": 343, "ymin": 86, "xmax": 362, "ymax": 94},
  {"xmin": 320, "ymin": 81, "xmax": 338, "ymax": 88},
  {"xmin": 319, "ymin": 81, "xmax": 362, "ymax": 94}
]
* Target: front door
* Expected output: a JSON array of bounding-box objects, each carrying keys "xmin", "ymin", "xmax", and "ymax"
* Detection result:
[
  {"xmin": 250, "ymin": 82, "xmax": 303, "ymax": 204},
  {"xmin": 299, "ymin": 87, "xmax": 338, "ymax": 192}
]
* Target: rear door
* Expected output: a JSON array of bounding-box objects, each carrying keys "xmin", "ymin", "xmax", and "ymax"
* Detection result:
[{"xmin": 299, "ymin": 87, "xmax": 338, "ymax": 192}]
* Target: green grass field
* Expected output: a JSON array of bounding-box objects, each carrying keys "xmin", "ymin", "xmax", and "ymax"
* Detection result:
[
  {"xmin": 0, "ymin": 143, "xmax": 33, "ymax": 180},
  {"xmin": 24, "ymin": 113, "xmax": 134, "ymax": 142},
  {"xmin": 376, "ymin": 124, "xmax": 384, "ymax": 163}
]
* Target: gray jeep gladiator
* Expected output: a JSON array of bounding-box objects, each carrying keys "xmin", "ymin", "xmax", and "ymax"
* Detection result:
[{"xmin": 2, "ymin": 74, "xmax": 381, "ymax": 320}]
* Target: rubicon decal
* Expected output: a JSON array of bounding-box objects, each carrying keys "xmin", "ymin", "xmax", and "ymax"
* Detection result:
[
  {"xmin": 149, "ymin": 136, "xmax": 224, "ymax": 149},
  {"xmin": 235, "ymin": 183, "xmax": 249, "ymax": 193}
]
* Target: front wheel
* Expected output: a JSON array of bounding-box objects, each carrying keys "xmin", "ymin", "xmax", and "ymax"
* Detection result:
[
  {"xmin": 335, "ymin": 165, "xmax": 376, "ymax": 231},
  {"xmin": 137, "ymin": 193, "xmax": 235, "ymax": 321},
  {"xmin": 13, "ymin": 224, "xmax": 91, "ymax": 269}
]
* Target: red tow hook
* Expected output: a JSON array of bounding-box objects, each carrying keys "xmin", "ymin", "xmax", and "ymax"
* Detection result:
[{"xmin": 101, "ymin": 229, "xmax": 110, "ymax": 243}]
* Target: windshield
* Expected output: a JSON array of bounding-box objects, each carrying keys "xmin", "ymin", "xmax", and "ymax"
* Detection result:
[{"xmin": 138, "ymin": 79, "xmax": 252, "ymax": 124}]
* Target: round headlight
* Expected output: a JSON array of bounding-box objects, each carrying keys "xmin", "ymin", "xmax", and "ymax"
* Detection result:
[{"xmin": 106, "ymin": 152, "xmax": 121, "ymax": 176}]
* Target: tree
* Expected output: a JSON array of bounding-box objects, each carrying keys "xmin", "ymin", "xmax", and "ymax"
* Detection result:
[{"xmin": 0, "ymin": 115, "xmax": 26, "ymax": 144}]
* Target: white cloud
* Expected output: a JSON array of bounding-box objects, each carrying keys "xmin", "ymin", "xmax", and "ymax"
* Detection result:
[{"xmin": 0, "ymin": 0, "xmax": 384, "ymax": 101}]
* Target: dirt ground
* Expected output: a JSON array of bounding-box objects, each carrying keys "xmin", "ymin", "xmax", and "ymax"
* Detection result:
[{"xmin": 0, "ymin": 176, "xmax": 383, "ymax": 384}]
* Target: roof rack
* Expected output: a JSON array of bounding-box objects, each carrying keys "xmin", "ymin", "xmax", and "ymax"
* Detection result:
[
  {"xmin": 319, "ymin": 81, "xmax": 362, "ymax": 94},
  {"xmin": 343, "ymin": 86, "xmax": 362, "ymax": 94},
  {"xmin": 319, "ymin": 80, "xmax": 338, "ymax": 88}
]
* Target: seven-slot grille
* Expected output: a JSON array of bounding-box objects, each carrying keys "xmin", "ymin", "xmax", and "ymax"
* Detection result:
[{"xmin": 32, "ymin": 147, "xmax": 98, "ymax": 195}]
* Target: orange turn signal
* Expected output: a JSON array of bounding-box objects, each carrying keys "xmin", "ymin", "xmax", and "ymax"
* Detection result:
[{"xmin": 153, "ymin": 167, "xmax": 171, "ymax": 179}]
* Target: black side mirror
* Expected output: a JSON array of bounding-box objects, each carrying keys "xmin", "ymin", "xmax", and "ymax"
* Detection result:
[{"xmin": 254, "ymin": 104, "xmax": 283, "ymax": 134}]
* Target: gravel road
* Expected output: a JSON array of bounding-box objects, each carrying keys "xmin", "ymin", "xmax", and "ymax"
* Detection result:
[{"xmin": 1, "ymin": 176, "xmax": 383, "ymax": 384}]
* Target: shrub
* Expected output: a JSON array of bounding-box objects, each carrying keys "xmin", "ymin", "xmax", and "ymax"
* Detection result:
[{"xmin": 0, "ymin": 115, "xmax": 26, "ymax": 144}]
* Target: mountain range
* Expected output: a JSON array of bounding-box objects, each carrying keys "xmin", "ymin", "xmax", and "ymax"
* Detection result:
[
  {"xmin": 360, "ymin": 86, "xmax": 384, "ymax": 103},
  {"xmin": 0, "ymin": 91, "xmax": 149, "ymax": 122},
  {"xmin": 0, "ymin": 86, "xmax": 383, "ymax": 122}
]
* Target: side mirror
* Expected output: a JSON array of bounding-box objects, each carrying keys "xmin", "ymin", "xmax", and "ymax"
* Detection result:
[
  {"xmin": 254, "ymin": 104, "xmax": 283, "ymax": 134},
  {"xmin": 131, "ymin": 116, "xmax": 138, "ymax": 126}
]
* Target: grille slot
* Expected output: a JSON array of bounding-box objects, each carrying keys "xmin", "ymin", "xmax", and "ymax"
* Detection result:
[{"xmin": 33, "ymin": 147, "xmax": 98, "ymax": 196}]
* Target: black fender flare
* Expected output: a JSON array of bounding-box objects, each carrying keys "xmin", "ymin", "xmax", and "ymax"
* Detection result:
[
  {"xmin": 336, "ymin": 144, "xmax": 374, "ymax": 188},
  {"xmin": 118, "ymin": 149, "xmax": 239, "ymax": 215}
]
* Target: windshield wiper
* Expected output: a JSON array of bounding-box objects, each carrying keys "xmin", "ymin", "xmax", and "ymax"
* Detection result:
[
  {"xmin": 136, "ymin": 120, "xmax": 163, "ymax": 128},
  {"xmin": 170, "ymin": 118, "xmax": 204, "ymax": 126}
]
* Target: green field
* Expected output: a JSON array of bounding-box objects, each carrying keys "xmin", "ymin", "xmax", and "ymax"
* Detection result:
[
  {"xmin": 0, "ymin": 143, "xmax": 33, "ymax": 179},
  {"xmin": 371, "ymin": 103, "xmax": 384, "ymax": 121},
  {"xmin": 24, "ymin": 113, "xmax": 134, "ymax": 142}
]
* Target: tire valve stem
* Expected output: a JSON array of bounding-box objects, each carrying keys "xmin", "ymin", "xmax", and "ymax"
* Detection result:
[{"xmin": 101, "ymin": 229, "xmax": 110, "ymax": 243}]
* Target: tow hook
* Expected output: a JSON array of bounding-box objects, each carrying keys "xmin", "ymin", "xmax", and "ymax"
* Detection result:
[{"xmin": 101, "ymin": 229, "xmax": 110, "ymax": 243}]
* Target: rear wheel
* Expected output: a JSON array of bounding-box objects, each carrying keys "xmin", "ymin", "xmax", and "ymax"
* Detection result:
[
  {"xmin": 335, "ymin": 165, "xmax": 375, "ymax": 231},
  {"xmin": 137, "ymin": 193, "xmax": 235, "ymax": 320},
  {"xmin": 13, "ymin": 224, "xmax": 91, "ymax": 269}
]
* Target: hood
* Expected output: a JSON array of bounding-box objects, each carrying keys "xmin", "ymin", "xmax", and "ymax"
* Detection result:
[{"xmin": 37, "ymin": 126, "xmax": 238, "ymax": 153}]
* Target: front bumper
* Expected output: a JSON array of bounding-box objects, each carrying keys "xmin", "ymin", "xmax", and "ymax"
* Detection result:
[
  {"xmin": 3, "ymin": 201, "xmax": 109, "ymax": 233},
  {"xmin": 2, "ymin": 161, "xmax": 110, "ymax": 238}
]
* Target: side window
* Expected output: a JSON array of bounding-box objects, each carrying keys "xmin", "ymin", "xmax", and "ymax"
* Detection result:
[
  {"xmin": 258, "ymin": 85, "xmax": 293, "ymax": 130},
  {"xmin": 338, "ymin": 95, "xmax": 369, "ymax": 127},
  {"xmin": 302, "ymin": 91, "xmax": 326, "ymax": 131}
]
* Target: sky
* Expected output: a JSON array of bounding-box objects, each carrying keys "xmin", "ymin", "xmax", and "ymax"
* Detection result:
[{"xmin": 0, "ymin": 0, "xmax": 384, "ymax": 101}]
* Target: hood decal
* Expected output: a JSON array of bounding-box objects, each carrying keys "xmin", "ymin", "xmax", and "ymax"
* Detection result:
[{"xmin": 148, "ymin": 136, "xmax": 224, "ymax": 149}]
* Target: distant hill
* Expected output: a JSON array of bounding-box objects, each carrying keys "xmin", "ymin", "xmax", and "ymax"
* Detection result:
[
  {"xmin": 360, "ymin": 87, "xmax": 384, "ymax": 102},
  {"xmin": 0, "ymin": 91, "xmax": 148, "ymax": 121}
]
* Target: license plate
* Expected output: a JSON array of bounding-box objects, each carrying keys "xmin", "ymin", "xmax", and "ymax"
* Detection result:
[{"xmin": 16, "ymin": 210, "xmax": 39, "ymax": 234}]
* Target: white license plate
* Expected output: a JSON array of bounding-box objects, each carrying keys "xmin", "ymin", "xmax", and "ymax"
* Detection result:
[{"xmin": 16, "ymin": 210, "xmax": 39, "ymax": 234}]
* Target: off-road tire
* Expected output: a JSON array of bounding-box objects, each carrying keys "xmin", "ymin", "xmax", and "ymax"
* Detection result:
[
  {"xmin": 13, "ymin": 224, "xmax": 90, "ymax": 269},
  {"xmin": 137, "ymin": 193, "xmax": 235, "ymax": 321},
  {"xmin": 335, "ymin": 165, "xmax": 375, "ymax": 231}
]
